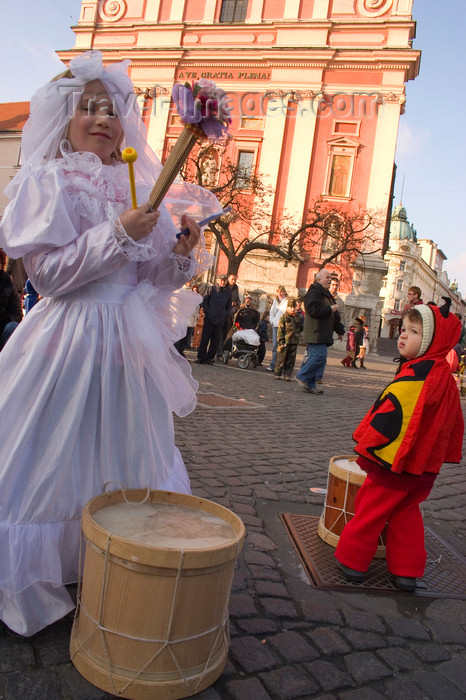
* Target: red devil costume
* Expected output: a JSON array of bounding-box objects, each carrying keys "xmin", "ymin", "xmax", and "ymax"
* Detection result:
[{"xmin": 336, "ymin": 298, "xmax": 463, "ymax": 581}]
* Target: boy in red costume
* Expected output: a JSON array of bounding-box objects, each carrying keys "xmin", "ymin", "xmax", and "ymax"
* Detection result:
[{"xmin": 335, "ymin": 298, "xmax": 464, "ymax": 591}]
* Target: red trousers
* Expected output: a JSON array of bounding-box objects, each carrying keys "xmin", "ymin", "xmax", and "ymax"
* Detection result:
[{"xmin": 335, "ymin": 478, "xmax": 432, "ymax": 577}]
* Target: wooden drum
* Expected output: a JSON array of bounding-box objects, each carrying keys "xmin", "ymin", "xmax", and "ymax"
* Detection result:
[
  {"xmin": 317, "ymin": 456, "xmax": 386, "ymax": 558},
  {"xmin": 70, "ymin": 489, "xmax": 245, "ymax": 699}
]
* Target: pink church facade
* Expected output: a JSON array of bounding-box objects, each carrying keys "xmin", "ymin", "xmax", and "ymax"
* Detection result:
[{"xmin": 59, "ymin": 0, "xmax": 420, "ymax": 305}]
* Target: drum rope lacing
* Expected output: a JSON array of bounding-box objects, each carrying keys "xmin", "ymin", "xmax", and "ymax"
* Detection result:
[
  {"xmin": 72, "ymin": 513, "xmax": 240, "ymax": 696},
  {"xmin": 320, "ymin": 460, "xmax": 385, "ymax": 547}
]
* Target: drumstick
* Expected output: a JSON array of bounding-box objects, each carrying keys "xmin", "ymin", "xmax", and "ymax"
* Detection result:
[
  {"xmin": 176, "ymin": 206, "xmax": 232, "ymax": 239},
  {"xmin": 122, "ymin": 147, "xmax": 138, "ymax": 209}
]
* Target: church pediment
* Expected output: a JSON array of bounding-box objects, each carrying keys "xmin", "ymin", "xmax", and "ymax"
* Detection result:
[{"xmin": 326, "ymin": 136, "xmax": 360, "ymax": 149}]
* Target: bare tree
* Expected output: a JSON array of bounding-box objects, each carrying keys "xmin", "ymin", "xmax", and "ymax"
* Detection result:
[{"xmin": 183, "ymin": 144, "xmax": 384, "ymax": 276}]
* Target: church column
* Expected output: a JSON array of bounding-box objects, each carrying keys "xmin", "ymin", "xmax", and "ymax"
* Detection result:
[
  {"xmin": 312, "ymin": 0, "xmax": 330, "ymax": 18},
  {"xmin": 169, "ymin": 0, "xmax": 185, "ymax": 22},
  {"xmin": 145, "ymin": 0, "xmax": 162, "ymax": 22},
  {"xmin": 280, "ymin": 96, "xmax": 318, "ymax": 225},
  {"xmin": 283, "ymin": 0, "xmax": 300, "ymax": 19},
  {"xmin": 147, "ymin": 89, "xmax": 172, "ymax": 160},
  {"xmin": 204, "ymin": 0, "xmax": 217, "ymax": 23},
  {"xmin": 246, "ymin": 0, "xmax": 264, "ymax": 23},
  {"xmin": 366, "ymin": 97, "xmax": 402, "ymax": 211},
  {"xmin": 257, "ymin": 93, "xmax": 288, "ymax": 217}
]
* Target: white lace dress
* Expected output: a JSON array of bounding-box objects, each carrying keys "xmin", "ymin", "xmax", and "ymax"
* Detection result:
[{"xmin": 0, "ymin": 153, "xmax": 202, "ymax": 636}]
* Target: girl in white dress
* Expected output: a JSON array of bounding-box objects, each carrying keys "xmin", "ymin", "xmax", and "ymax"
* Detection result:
[{"xmin": 0, "ymin": 51, "xmax": 220, "ymax": 636}]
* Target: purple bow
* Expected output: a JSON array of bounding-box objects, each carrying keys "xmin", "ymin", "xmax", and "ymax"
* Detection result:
[{"xmin": 172, "ymin": 83, "xmax": 230, "ymax": 141}]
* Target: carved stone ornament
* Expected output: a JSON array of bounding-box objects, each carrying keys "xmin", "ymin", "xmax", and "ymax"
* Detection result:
[
  {"xmin": 99, "ymin": 0, "xmax": 127, "ymax": 23},
  {"xmin": 356, "ymin": 0, "xmax": 394, "ymax": 17}
]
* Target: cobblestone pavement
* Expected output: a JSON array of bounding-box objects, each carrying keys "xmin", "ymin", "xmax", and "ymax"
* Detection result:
[{"xmin": 1, "ymin": 349, "xmax": 465, "ymax": 699}]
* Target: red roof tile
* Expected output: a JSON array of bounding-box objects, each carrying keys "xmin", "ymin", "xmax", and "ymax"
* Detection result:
[{"xmin": 0, "ymin": 102, "xmax": 30, "ymax": 131}]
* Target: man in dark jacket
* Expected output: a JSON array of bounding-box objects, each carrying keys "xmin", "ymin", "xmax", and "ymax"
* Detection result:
[
  {"xmin": 296, "ymin": 268, "xmax": 344, "ymax": 394},
  {"xmin": 196, "ymin": 274, "xmax": 232, "ymax": 364},
  {"xmin": 234, "ymin": 295, "xmax": 260, "ymax": 330}
]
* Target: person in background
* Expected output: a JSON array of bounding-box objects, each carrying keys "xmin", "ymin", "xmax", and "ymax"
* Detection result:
[
  {"xmin": 0, "ymin": 249, "xmax": 22, "ymax": 350},
  {"xmin": 222, "ymin": 294, "xmax": 260, "ymax": 354},
  {"xmin": 196, "ymin": 274, "xmax": 232, "ymax": 364},
  {"xmin": 399, "ymin": 286, "xmax": 423, "ymax": 333},
  {"xmin": 235, "ymin": 294, "xmax": 260, "ymax": 330},
  {"xmin": 352, "ymin": 317, "xmax": 365, "ymax": 368},
  {"xmin": 341, "ymin": 325, "xmax": 356, "ymax": 367},
  {"xmin": 174, "ymin": 282, "xmax": 201, "ymax": 357},
  {"xmin": 357, "ymin": 324, "xmax": 370, "ymax": 369},
  {"xmin": 316, "ymin": 275, "xmax": 346, "ymax": 384},
  {"xmin": 274, "ymin": 298, "xmax": 303, "ymax": 381},
  {"xmin": 329, "ymin": 277, "xmax": 346, "ymax": 326},
  {"xmin": 296, "ymin": 269, "xmax": 344, "ymax": 394},
  {"xmin": 266, "ymin": 285, "xmax": 288, "ymax": 372},
  {"xmin": 402, "ymin": 286, "xmax": 423, "ymax": 314},
  {"xmin": 256, "ymin": 311, "xmax": 269, "ymax": 366},
  {"xmin": 23, "ymin": 279, "xmax": 40, "ymax": 315},
  {"xmin": 218, "ymin": 273, "xmax": 240, "ymax": 355}
]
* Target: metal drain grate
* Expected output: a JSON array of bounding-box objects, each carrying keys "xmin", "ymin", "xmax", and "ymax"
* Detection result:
[{"xmin": 281, "ymin": 514, "xmax": 466, "ymax": 599}]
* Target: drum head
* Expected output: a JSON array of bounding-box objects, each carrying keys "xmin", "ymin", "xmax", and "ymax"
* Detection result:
[
  {"xmin": 329, "ymin": 455, "xmax": 366, "ymax": 484},
  {"xmin": 93, "ymin": 501, "xmax": 237, "ymax": 550}
]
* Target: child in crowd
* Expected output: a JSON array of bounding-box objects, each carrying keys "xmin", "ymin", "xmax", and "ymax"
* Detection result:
[
  {"xmin": 341, "ymin": 325, "xmax": 356, "ymax": 367},
  {"xmin": 357, "ymin": 325, "xmax": 370, "ymax": 369},
  {"xmin": 352, "ymin": 317, "xmax": 365, "ymax": 368},
  {"xmin": 0, "ymin": 50, "xmax": 220, "ymax": 635},
  {"xmin": 336, "ymin": 298, "xmax": 464, "ymax": 591},
  {"xmin": 274, "ymin": 298, "xmax": 303, "ymax": 381}
]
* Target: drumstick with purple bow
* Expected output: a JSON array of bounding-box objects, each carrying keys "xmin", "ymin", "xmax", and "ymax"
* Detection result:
[{"xmin": 176, "ymin": 206, "xmax": 232, "ymax": 239}]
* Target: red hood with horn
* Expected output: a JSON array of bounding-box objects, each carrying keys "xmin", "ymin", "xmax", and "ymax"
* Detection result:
[{"xmin": 353, "ymin": 299, "xmax": 464, "ymax": 476}]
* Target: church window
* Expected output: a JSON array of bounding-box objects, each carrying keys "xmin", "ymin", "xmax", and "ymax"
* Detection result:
[
  {"xmin": 396, "ymin": 279, "xmax": 404, "ymax": 292},
  {"xmin": 235, "ymin": 150, "xmax": 254, "ymax": 188},
  {"xmin": 328, "ymin": 155, "xmax": 351, "ymax": 197},
  {"xmin": 323, "ymin": 136, "xmax": 359, "ymax": 200},
  {"xmin": 220, "ymin": 0, "xmax": 248, "ymax": 22}
]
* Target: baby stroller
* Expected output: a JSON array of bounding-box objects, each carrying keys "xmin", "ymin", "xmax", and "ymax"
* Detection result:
[{"xmin": 222, "ymin": 327, "xmax": 260, "ymax": 369}]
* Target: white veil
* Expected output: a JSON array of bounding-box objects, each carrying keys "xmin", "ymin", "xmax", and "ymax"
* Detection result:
[{"xmin": 6, "ymin": 51, "xmax": 220, "ymax": 227}]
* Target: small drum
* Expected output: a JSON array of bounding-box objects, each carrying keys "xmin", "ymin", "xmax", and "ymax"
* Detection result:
[
  {"xmin": 70, "ymin": 489, "xmax": 245, "ymax": 699},
  {"xmin": 318, "ymin": 455, "xmax": 386, "ymax": 558}
]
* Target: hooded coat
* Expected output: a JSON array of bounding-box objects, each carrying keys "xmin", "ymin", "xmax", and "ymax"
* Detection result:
[{"xmin": 353, "ymin": 300, "xmax": 463, "ymax": 476}]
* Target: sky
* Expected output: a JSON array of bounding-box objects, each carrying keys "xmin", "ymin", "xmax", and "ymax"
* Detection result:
[{"xmin": 1, "ymin": 0, "xmax": 465, "ymax": 295}]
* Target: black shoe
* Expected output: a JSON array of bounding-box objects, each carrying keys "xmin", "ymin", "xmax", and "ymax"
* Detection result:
[
  {"xmin": 206, "ymin": 359, "xmax": 215, "ymax": 365},
  {"xmin": 337, "ymin": 561, "xmax": 365, "ymax": 583},
  {"xmin": 392, "ymin": 576, "xmax": 417, "ymax": 592},
  {"xmin": 194, "ymin": 359, "xmax": 205, "ymax": 364}
]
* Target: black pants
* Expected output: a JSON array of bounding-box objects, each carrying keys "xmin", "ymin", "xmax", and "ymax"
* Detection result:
[
  {"xmin": 197, "ymin": 318, "xmax": 224, "ymax": 362},
  {"xmin": 257, "ymin": 339, "xmax": 266, "ymax": 364}
]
